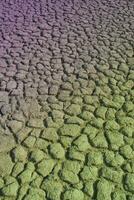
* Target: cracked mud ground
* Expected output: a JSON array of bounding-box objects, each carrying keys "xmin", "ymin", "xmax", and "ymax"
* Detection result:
[{"xmin": 0, "ymin": 0, "xmax": 134, "ymax": 199}]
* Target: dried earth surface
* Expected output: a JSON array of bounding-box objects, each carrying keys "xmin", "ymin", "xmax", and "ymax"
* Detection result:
[{"xmin": 0, "ymin": 0, "xmax": 134, "ymax": 199}]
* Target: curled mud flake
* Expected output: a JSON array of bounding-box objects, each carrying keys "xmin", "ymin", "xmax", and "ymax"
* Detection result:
[
  {"xmin": 35, "ymin": 138, "xmax": 50, "ymax": 150},
  {"xmin": 123, "ymin": 101, "xmax": 134, "ymax": 113},
  {"xmin": 80, "ymin": 165, "xmax": 98, "ymax": 181},
  {"xmin": 101, "ymin": 166, "xmax": 123, "ymax": 183},
  {"xmin": 12, "ymin": 144, "xmax": 27, "ymax": 161},
  {"xmin": 128, "ymin": 71, "xmax": 134, "ymax": 80},
  {"xmin": 128, "ymin": 57, "xmax": 134, "ymax": 66},
  {"xmin": 49, "ymin": 143, "xmax": 65, "ymax": 159},
  {"xmin": 65, "ymin": 116, "xmax": 85, "ymax": 126},
  {"xmin": 0, "ymin": 103, "xmax": 11, "ymax": 115},
  {"xmin": 79, "ymin": 111, "xmax": 94, "ymax": 121},
  {"xmin": 104, "ymin": 151, "xmax": 124, "ymax": 167},
  {"xmin": 105, "ymin": 108, "xmax": 116, "ymax": 120},
  {"xmin": 49, "ymin": 103, "xmax": 63, "ymax": 111},
  {"xmin": 1, "ymin": 180, "xmax": 19, "ymax": 197},
  {"xmin": 121, "ymin": 126, "xmax": 133, "ymax": 138},
  {"xmin": 71, "ymin": 96, "xmax": 83, "ymax": 105},
  {"xmin": 48, "ymin": 85, "xmax": 59, "ymax": 95},
  {"xmin": 17, "ymin": 162, "xmax": 35, "ymax": 184},
  {"xmin": 83, "ymin": 95, "xmax": 95, "ymax": 105},
  {"xmin": 65, "ymin": 104, "xmax": 81, "ymax": 116},
  {"xmin": 15, "ymin": 127, "xmax": 32, "ymax": 143},
  {"xmin": 94, "ymin": 106, "xmax": 107, "ymax": 119},
  {"xmin": 0, "ymin": 134, "xmax": 15, "ymax": 153},
  {"xmin": 115, "ymin": 110, "xmax": 126, "ymax": 120},
  {"xmin": 0, "ymin": 177, "xmax": 4, "ymax": 188},
  {"xmin": 105, "ymin": 130, "xmax": 124, "ymax": 150},
  {"xmin": 62, "ymin": 160, "xmax": 82, "ymax": 174},
  {"xmin": 112, "ymin": 95, "xmax": 125, "ymax": 109},
  {"xmin": 60, "ymin": 169, "xmax": 80, "ymax": 184},
  {"xmin": 27, "ymin": 118, "xmax": 44, "ymax": 128},
  {"xmin": 89, "ymin": 117, "xmax": 104, "ymax": 129},
  {"xmin": 12, "ymin": 111, "xmax": 26, "ymax": 123},
  {"xmin": 122, "ymin": 80, "xmax": 133, "ymax": 90},
  {"xmin": 68, "ymin": 147, "xmax": 85, "ymax": 161},
  {"xmin": 117, "ymin": 116, "xmax": 134, "ymax": 127},
  {"xmin": 6, "ymin": 80, "xmax": 17, "ymax": 91},
  {"xmin": 0, "ymin": 92, "xmax": 9, "ymax": 103},
  {"xmin": 83, "ymin": 104, "xmax": 96, "ymax": 113},
  {"xmin": 22, "ymin": 136, "xmax": 36, "ymax": 148},
  {"xmin": 96, "ymin": 178, "xmax": 114, "ymax": 200},
  {"xmin": 41, "ymin": 128, "xmax": 59, "ymax": 142},
  {"xmin": 51, "ymin": 110, "xmax": 64, "ymax": 121},
  {"xmin": 7, "ymin": 120, "xmax": 23, "ymax": 134},
  {"xmin": 60, "ymin": 160, "xmax": 81, "ymax": 184},
  {"xmin": 87, "ymin": 151, "xmax": 103, "ymax": 166},
  {"xmin": 0, "ymin": 153, "xmax": 14, "ymax": 177},
  {"xmin": 60, "ymin": 136, "xmax": 73, "ymax": 149},
  {"xmin": 41, "ymin": 178, "xmax": 63, "ymax": 200},
  {"xmin": 29, "ymin": 149, "xmax": 45, "ymax": 163},
  {"xmin": 58, "ymin": 90, "xmax": 71, "ymax": 102},
  {"xmin": 101, "ymin": 97, "xmax": 116, "ymax": 109},
  {"xmin": 11, "ymin": 162, "xmax": 24, "ymax": 177},
  {"xmin": 23, "ymin": 187, "xmax": 46, "ymax": 200},
  {"xmin": 83, "ymin": 180, "xmax": 94, "ymax": 197},
  {"xmin": 119, "ymin": 145, "xmax": 133, "ymax": 159},
  {"xmin": 4, "ymin": 176, "xmax": 17, "ymax": 185},
  {"xmin": 17, "ymin": 169, "xmax": 33, "ymax": 185},
  {"xmin": 59, "ymin": 124, "xmax": 81, "ymax": 137},
  {"xmin": 25, "ymin": 87, "xmax": 38, "ymax": 98},
  {"xmin": 104, "ymin": 120, "xmax": 120, "ymax": 130},
  {"xmin": 83, "ymin": 125, "xmax": 99, "ymax": 139},
  {"xmin": 30, "ymin": 128, "xmax": 41, "ymax": 137},
  {"xmin": 123, "ymin": 160, "xmax": 134, "ymax": 173},
  {"xmin": 128, "ymin": 110, "xmax": 134, "ymax": 119},
  {"xmin": 63, "ymin": 188, "xmax": 84, "ymax": 200},
  {"xmin": 18, "ymin": 187, "xmax": 29, "ymax": 200},
  {"xmin": 72, "ymin": 134, "xmax": 90, "ymax": 152},
  {"xmin": 74, "ymin": 180, "xmax": 84, "ymax": 190},
  {"xmin": 124, "ymin": 173, "xmax": 134, "ymax": 193},
  {"xmin": 45, "ymin": 115, "xmax": 63, "ymax": 128},
  {"xmin": 30, "ymin": 175, "xmax": 43, "ymax": 188},
  {"xmin": 61, "ymin": 82, "xmax": 73, "ymax": 91},
  {"xmin": 91, "ymin": 131, "xmax": 108, "ymax": 148},
  {"xmin": 36, "ymin": 159, "xmax": 55, "ymax": 177},
  {"xmin": 111, "ymin": 189, "xmax": 126, "ymax": 200}
]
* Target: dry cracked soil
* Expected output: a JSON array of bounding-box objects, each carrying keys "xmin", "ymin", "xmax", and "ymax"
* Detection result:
[{"xmin": 0, "ymin": 0, "xmax": 134, "ymax": 200}]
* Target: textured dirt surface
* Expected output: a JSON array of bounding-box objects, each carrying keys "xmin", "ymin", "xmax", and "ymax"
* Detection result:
[{"xmin": 0, "ymin": 0, "xmax": 134, "ymax": 199}]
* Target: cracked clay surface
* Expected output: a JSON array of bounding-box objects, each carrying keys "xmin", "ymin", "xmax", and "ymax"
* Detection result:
[{"xmin": 0, "ymin": 0, "xmax": 134, "ymax": 199}]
